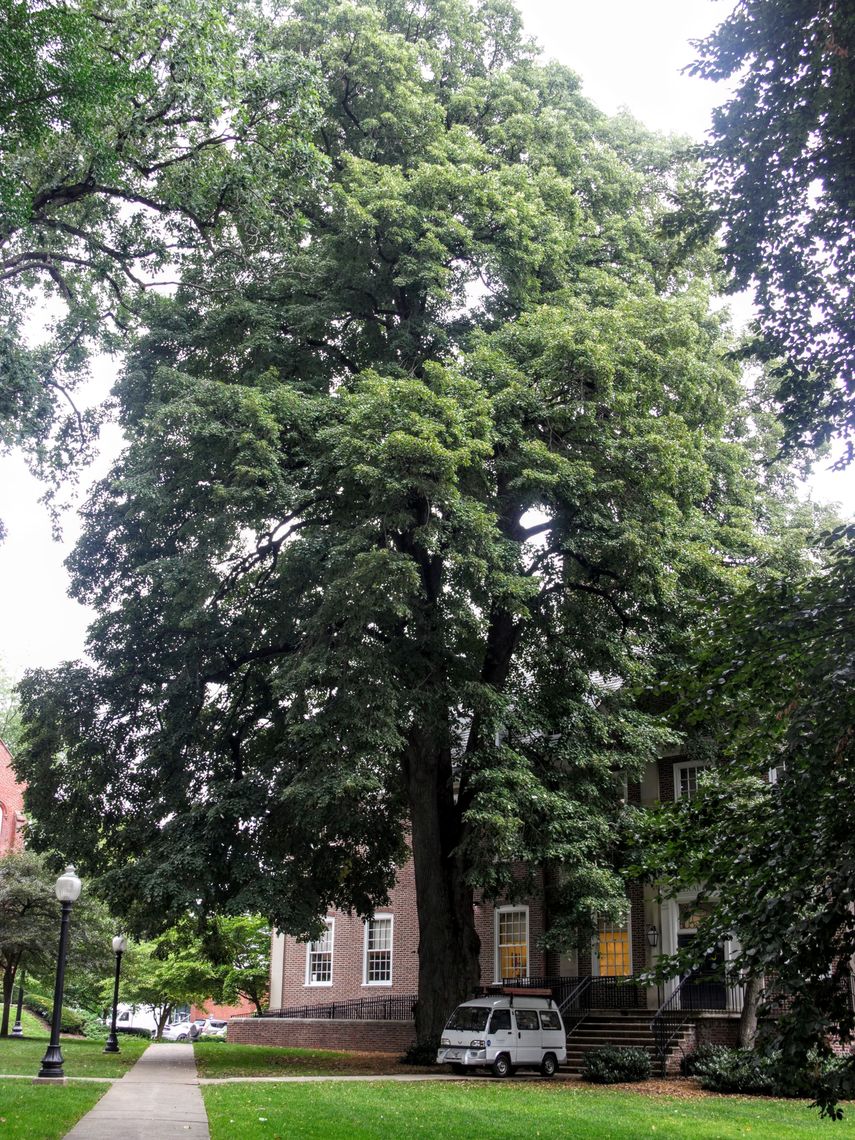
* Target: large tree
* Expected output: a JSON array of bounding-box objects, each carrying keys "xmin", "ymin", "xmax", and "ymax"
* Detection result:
[
  {"xmin": 689, "ymin": 0, "xmax": 855, "ymax": 461},
  {"xmin": 631, "ymin": 526, "xmax": 855, "ymax": 1115},
  {"xmin": 17, "ymin": 0, "xmax": 790, "ymax": 1042},
  {"xmin": 0, "ymin": 0, "xmax": 320, "ymax": 529}
]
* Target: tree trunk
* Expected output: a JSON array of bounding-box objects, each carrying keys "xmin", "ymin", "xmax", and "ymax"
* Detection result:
[
  {"xmin": 739, "ymin": 975, "xmax": 762, "ymax": 1048},
  {"xmin": 405, "ymin": 730, "xmax": 481, "ymax": 1045},
  {"xmin": 156, "ymin": 1005, "xmax": 172, "ymax": 1039},
  {"xmin": 1, "ymin": 965, "xmax": 14, "ymax": 1037}
]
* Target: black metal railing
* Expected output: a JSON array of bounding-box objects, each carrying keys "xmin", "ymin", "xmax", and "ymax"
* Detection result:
[
  {"xmin": 494, "ymin": 974, "xmax": 645, "ymax": 1010},
  {"xmin": 651, "ymin": 975, "xmax": 691, "ymax": 1059},
  {"xmin": 261, "ymin": 994, "xmax": 416, "ymax": 1021}
]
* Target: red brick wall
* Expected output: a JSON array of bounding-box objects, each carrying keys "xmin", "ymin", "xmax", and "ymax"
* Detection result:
[
  {"xmin": 0, "ymin": 738, "xmax": 25, "ymax": 855},
  {"xmin": 276, "ymin": 860, "xmax": 551, "ymax": 1008},
  {"xmin": 278, "ymin": 856, "xmax": 420, "ymax": 1007},
  {"xmin": 191, "ymin": 996, "xmax": 255, "ymax": 1021},
  {"xmin": 228, "ymin": 1017, "xmax": 415, "ymax": 1053}
]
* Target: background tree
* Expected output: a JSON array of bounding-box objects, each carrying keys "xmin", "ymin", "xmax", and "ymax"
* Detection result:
[
  {"xmin": 0, "ymin": 0, "xmax": 320, "ymax": 531},
  {"xmin": 0, "ymin": 661, "xmax": 23, "ymax": 753},
  {"xmin": 688, "ymin": 0, "xmax": 855, "ymax": 461},
  {"xmin": 16, "ymin": 0, "xmax": 803, "ymax": 1043},
  {"xmin": 214, "ymin": 916, "xmax": 270, "ymax": 1016},
  {"xmin": 115, "ymin": 925, "xmax": 224, "ymax": 1038},
  {"xmin": 0, "ymin": 850, "xmax": 112, "ymax": 1034},
  {"xmin": 631, "ymin": 525, "xmax": 855, "ymax": 1116}
]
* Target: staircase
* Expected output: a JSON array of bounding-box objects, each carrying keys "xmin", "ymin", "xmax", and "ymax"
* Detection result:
[{"xmin": 564, "ymin": 1009, "xmax": 692, "ymax": 1076}]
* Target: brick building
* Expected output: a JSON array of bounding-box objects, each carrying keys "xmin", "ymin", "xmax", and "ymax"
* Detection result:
[
  {"xmin": 228, "ymin": 749, "xmax": 747, "ymax": 1061},
  {"xmin": 0, "ymin": 735, "xmax": 25, "ymax": 855}
]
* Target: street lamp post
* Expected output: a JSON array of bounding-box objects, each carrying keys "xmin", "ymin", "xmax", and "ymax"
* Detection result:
[
  {"xmin": 11, "ymin": 972, "xmax": 25, "ymax": 1037},
  {"xmin": 36, "ymin": 865, "xmax": 82, "ymax": 1081},
  {"xmin": 103, "ymin": 936, "xmax": 128, "ymax": 1054}
]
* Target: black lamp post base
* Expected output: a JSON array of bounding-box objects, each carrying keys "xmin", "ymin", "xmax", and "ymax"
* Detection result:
[
  {"xmin": 37, "ymin": 1044, "xmax": 66, "ymax": 1080},
  {"xmin": 103, "ymin": 1035, "xmax": 120, "ymax": 1054}
]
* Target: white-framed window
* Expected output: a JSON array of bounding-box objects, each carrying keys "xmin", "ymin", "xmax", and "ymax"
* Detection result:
[
  {"xmin": 305, "ymin": 918, "xmax": 334, "ymax": 986},
  {"xmin": 495, "ymin": 906, "xmax": 529, "ymax": 982},
  {"xmin": 594, "ymin": 917, "xmax": 631, "ymax": 976},
  {"xmin": 673, "ymin": 760, "xmax": 708, "ymax": 801},
  {"xmin": 363, "ymin": 915, "xmax": 393, "ymax": 985}
]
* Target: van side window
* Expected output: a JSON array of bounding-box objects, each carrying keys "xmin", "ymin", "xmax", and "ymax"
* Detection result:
[
  {"xmin": 540, "ymin": 1010, "xmax": 561, "ymax": 1030},
  {"xmin": 515, "ymin": 1009, "xmax": 539, "ymax": 1031},
  {"xmin": 489, "ymin": 1009, "xmax": 511, "ymax": 1032}
]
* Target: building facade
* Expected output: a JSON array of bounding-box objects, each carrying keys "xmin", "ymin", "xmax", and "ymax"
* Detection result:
[{"xmin": 0, "ymin": 736, "xmax": 25, "ymax": 855}]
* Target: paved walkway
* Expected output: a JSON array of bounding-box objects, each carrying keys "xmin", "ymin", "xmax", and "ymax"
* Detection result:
[{"xmin": 64, "ymin": 1043, "xmax": 210, "ymax": 1139}]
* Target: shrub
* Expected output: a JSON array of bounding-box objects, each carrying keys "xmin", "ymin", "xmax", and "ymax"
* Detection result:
[
  {"xmin": 680, "ymin": 1043, "xmax": 728, "ymax": 1077},
  {"xmin": 400, "ymin": 1039, "xmax": 440, "ymax": 1065},
  {"xmin": 82, "ymin": 1013, "xmax": 109, "ymax": 1040},
  {"xmin": 582, "ymin": 1046, "xmax": 651, "ymax": 1084},
  {"xmin": 117, "ymin": 1026, "xmax": 155, "ymax": 1040},
  {"xmin": 695, "ymin": 1046, "xmax": 849, "ymax": 1098},
  {"xmin": 695, "ymin": 1047, "xmax": 776, "ymax": 1094},
  {"xmin": 22, "ymin": 991, "xmax": 88, "ymax": 1035}
]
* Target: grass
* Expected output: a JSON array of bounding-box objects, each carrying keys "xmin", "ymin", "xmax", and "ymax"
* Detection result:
[
  {"xmin": 0, "ymin": 1079, "xmax": 107, "ymax": 1140},
  {"xmin": 201, "ymin": 1080, "xmax": 855, "ymax": 1140},
  {"xmin": 193, "ymin": 1041, "xmax": 429, "ymax": 1079},
  {"xmin": 0, "ymin": 1030, "xmax": 148, "ymax": 1078}
]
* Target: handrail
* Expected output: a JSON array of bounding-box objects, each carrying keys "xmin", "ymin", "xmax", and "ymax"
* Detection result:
[
  {"xmin": 560, "ymin": 976, "xmax": 593, "ymax": 1036},
  {"xmin": 650, "ymin": 976, "xmax": 692, "ymax": 1058}
]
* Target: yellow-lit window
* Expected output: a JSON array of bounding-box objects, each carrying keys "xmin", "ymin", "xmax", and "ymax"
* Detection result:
[
  {"xmin": 498, "ymin": 909, "xmax": 528, "ymax": 979},
  {"xmin": 597, "ymin": 919, "xmax": 631, "ymax": 976}
]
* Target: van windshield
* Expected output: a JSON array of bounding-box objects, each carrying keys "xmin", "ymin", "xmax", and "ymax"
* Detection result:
[{"xmin": 445, "ymin": 1006, "xmax": 490, "ymax": 1032}]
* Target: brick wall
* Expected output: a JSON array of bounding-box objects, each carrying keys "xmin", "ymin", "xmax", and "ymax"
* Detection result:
[
  {"xmin": 0, "ymin": 738, "xmax": 25, "ymax": 855},
  {"xmin": 228, "ymin": 1016, "xmax": 415, "ymax": 1053},
  {"xmin": 191, "ymin": 996, "xmax": 256, "ymax": 1021}
]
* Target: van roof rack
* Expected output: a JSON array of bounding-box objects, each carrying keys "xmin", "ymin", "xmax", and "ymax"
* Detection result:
[{"xmin": 499, "ymin": 986, "xmax": 552, "ymax": 998}]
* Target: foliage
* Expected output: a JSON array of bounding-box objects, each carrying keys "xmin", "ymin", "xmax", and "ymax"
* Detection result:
[
  {"xmin": 580, "ymin": 1045, "xmax": 651, "ymax": 1084},
  {"xmin": 679, "ymin": 1042, "xmax": 727, "ymax": 1077},
  {"xmin": 115, "ymin": 923, "xmax": 225, "ymax": 1037},
  {"xmin": 15, "ymin": 0, "xmax": 806, "ymax": 1044},
  {"xmin": 211, "ymin": 915, "xmax": 270, "ymax": 1016},
  {"xmin": 689, "ymin": 0, "xmax": 855, "ymax": 460},
  {"xmin": 0, "ymin": 661, "xmax": 23, "ymax": 753},
  {"xmin": 694, "ymin": 1046, "xmax": 850, "ymax": 1100},
  {"xmin": 631, "ymin": 526, "xmax": 855, "ymax": 1115},
  {"xmin": 0, "ymin": 0, "xmax": 321, "ymax": 529}
]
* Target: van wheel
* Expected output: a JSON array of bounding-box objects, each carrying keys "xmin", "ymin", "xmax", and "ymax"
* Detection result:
[
  {"xmin": 540, "ymin": 1053, "xmax": 558, "ymax": 1078},
  {"xmin": 451, "ymin": 1063, "xmax": 467, "ymax": 1075},
  {"xmin": 492, "ymin": 1053, "xmax": 512, "ymax": 1078}
]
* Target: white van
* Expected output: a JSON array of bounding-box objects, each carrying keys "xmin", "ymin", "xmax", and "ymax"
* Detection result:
[{"xmin": 437, "ymin": 990, "xmax": 566, "ymax": 1077}]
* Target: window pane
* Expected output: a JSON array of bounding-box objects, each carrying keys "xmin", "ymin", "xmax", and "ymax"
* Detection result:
[
  {"xmin": 498, "ymin": 910, "xmax": 528, "ymax": 978},
  {"xmin": 366, "ymin": 918, "xmax": 392, "ymax": 983},
  {"xmin": 308, "ymin": 921, "xmax": 333, "ymax": 984},
  {"xmin": 597, "ymin": 919, "xmax": 630, "ymax": 976}
]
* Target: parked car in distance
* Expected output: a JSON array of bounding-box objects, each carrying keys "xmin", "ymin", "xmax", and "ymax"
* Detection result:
[
  {"xmin": 161, "ymin": 1020, "xmax": 192, "ymax": 1042},
  {"xmin": 437, "ymin": 989, "xmax": 566, "ymax": 1077},
  {"xmin": 200, "ymin": 1018, "xmax": 228, "ymax": 1039}
]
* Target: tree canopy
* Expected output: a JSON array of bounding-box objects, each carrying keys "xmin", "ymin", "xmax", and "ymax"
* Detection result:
[
  {"xmin": 689, "ymin": 0, "xmax": 855, "ymax": 462},
  {"xmin": 631, "ymin": 526, "xmax": 855, "ymax": 1115},
  {"xmin": 15, "ymin": 0, "xmax": 808, "ymax": 1043},
  {"xmin": 0, "ymin": 0, "xmax": 320, "ymax": 529}
]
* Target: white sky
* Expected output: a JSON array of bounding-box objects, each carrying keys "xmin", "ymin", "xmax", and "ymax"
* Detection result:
[{"xmin": 0, "ymin": 0, "xmax": 852, "ymax": 676}]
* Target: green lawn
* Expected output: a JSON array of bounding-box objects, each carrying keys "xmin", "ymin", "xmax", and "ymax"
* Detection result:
[
  {"xmin": 193, "ymin": 1041, "xmax": 426, "ymax": 1079},
  {"xmin": 0, "ymin": 1079, "xmax": 106, "ymax": 1140},
  {"xmin": 202, "ymin": 1080, "xmax": 855, "ymax": 1140},
  {"xmin": 0, "ymin": 1032, "xmax": 148, "ymax": 1078}
]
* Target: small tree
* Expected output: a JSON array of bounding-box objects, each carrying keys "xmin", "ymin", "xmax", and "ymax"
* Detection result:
[
  {"xmin": 215, "ymin": 916, "xmax": 270, "ymax": 1015},
  {"xmin": 117, "ymin": 927, "xmax": 224, "ymax": 1038}
]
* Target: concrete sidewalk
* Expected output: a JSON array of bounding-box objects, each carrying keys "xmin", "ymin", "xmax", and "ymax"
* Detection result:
[{"xmin": 64, "ymin": 1043, "xmax": 209, "ymax": 1139}]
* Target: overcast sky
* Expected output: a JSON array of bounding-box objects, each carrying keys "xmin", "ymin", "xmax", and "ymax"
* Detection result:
[{"xmin": 0, "ymin": 0, "xmax": 852, "ymax": 676}]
